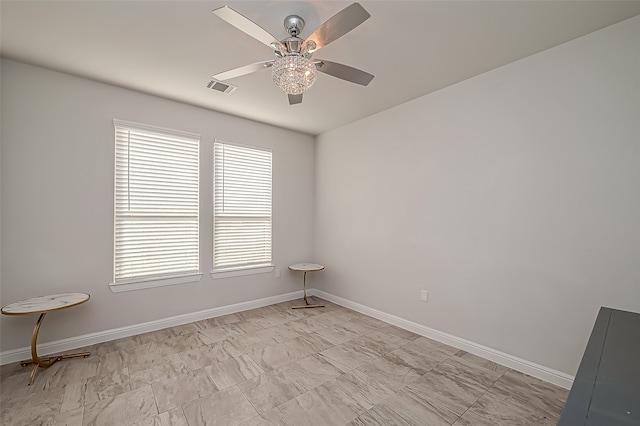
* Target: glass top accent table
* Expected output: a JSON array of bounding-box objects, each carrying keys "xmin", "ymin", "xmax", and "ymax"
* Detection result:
[
  {"xmin": 1, "ymin": 293, "xmax": 91, "ymax": 385},
  {"xmin": 288, "ymin": 263, "xmax": 325, "ymax": 309}
]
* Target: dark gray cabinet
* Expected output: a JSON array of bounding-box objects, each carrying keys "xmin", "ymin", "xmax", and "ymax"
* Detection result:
[{"xmin": 558, "ymin": 307, "xmax": 640, "ymax": 425}]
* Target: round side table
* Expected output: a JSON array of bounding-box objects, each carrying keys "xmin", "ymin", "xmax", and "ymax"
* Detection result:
[
  {"xmin": 289, "ymin": 263, "xmax": 325, "ymax": 309},
  {"xmin": 1, "ymin": 293, "xmax": 91, "ymax": 385}
]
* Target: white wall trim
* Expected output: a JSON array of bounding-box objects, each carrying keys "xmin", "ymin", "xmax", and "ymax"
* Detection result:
[
  {"xmin": 310, "ymin": 289, "xmax": 575, "ymax": 389},
  {"xmin": 0, "ymin": 290, "xmax": 303, "ymax": 365}
]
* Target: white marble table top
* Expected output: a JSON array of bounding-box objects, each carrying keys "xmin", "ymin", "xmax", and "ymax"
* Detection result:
[
  {"xmin": 288, "ymin": 263, "xmax": 325, "ymax": 272},
  {"xmin": 1, "ymin": 293, "xmax": 90, "ymax": 315}
]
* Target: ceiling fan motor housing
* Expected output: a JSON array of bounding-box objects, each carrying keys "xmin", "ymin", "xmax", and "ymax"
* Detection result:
[{"xmin": 284, "ymin": 15, "xmax": 305, "ymax": 36}]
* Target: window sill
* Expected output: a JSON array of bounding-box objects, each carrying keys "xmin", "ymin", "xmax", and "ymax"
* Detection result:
[
  {"xmin": 110, "ymin": 273, "xmax": 203, "ymax": 293},
  {"xmin": 210, "ymin": 265, "xmax": 274, "ymax": 280}
]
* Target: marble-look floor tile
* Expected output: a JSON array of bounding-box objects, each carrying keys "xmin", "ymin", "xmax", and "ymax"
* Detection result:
[
  {"xmin": 236, "ymin": 316, "xmax": 278, "ymax": 332},
  {"xmin": 348, "ymin": 335, "xmax": 399, "ymax": 357},
  {"xmin": 82, "ymin": 384, "xmax": 158, "ymax": 426},
  {"xmin": 152, "ymin": 323, "xmax": 198, "ymax": 341},
  {"xmin": 406, "ymin": 369, "xmax": 485, "ymax": 415},
  {"xmin": 378, "ymin": 325, "xmax": 422, "ymax": 342},
  {"xmin": 132, "ymin": 407, "xmax": 190, "ymax": 426},
  {"xmin": 282, "ymin": 354, "xmax": 343, "ymax": 391},
  {"xmin": 97, "ymin": 343, "xmax": 159, "ymax": 375},
  {"xmin": 129, "ymin": 354, "xmax": 190, "ymax": 389},
  {"xmin": 158, "ymin": 407, "xmax": 191, "ymax": 426},
  {"xmin": 209, "ymin": 339, "xmax": 244, "ymax": 359},
  {"xmin": 403, "ymin": 336, "xmax": 459, "ymax": 356},
  {"xmin": 227, "ymin": 332, "xmax": 277, "ymax": 355},
  {"xmin": 305, "ymin": 311, "xmax": 344, "ymax": 328},
  {"xmin": 319, "ymin": 340, "xmax": 379, "ymax": 372},
  {"xmin": 453, "ymin": 410, "xmax": 496, "ymax": 425},
  {"xmin": 248, "ymin": 342, "xmax": 307, "ymax": 372},
  {"xmin": 353, "ymin": 316, "xmax": 389, "ymax": 329},
  {"xmin": 237, "ymin": 369, "xmax": 305, "ymax": 413},
  {"xmin": 182, "ymin": 386, "xmax": 258, "ymax": 426},
  {"xmin": 319, "ymin": 368, "xmax": 395, "ymax": 415},
  {"xmin": 280, "ymin": 307, "xmax": 316, "ymax": 321},
  {"xmin": 469, "ymin": 389, "xmax": 558, "ymax": 425},
  {"xmin": 256, "ymin": 324, "xmax": 302, "ymax": 342},
  {"xmin": 285, "ymin": 318, "xmax": 329, "ymax": 334},
  {"xmin": 362, "ymin": 330, "xmax": 410, "ymax": 349},
  {"xmin": 339, "ymin": 319, "xmax": 379, "ymax": 336},
  {"xmin": 155, "ymin": 333, "xmax": 208, "ymax": 356},
  {"xmin": 235, "ymin": 308, "xmax": 269, "ymax": 321},
  {"xmin": 258, "ymin": 311, "xmax": 299, "ymax": 327},
  {"xmin": 0, "ymin": 361, "xmax": 24, "ymax": 379},
  {"xmin": 357, "ymin": 356, "xmax": 421, "ymax": 391},
  {"xmin": 278, "ymin": 386, "xmax": 358, "ymax": 426},
  {"xmin": 364, "ymin": 388, "xmax": 459, "ymax": 426},
  {"xmin": 30, "ymin": 355, "xmax": 99, "ymax": 391},
  {"xmin": 83, "ymin": 367, "xmax": 131, "ymax": 405},
  {"xmin": 1, "ymin": 386, "xmax": 65, "ymax": 425},
  {"xmin": 434, "ymin": 353, "xmax": 505, "ymax": 390},
  {"xmin": 61, "ymin": 380, "xmax": 86, "ymax": 412},
  {"xmin": 151, "ymin": 369, "xmax": 217, "ymax": 413},
  {"xmin": 453, "ymin": 350, "xmax": 509, "ymax": 375},
  {"xmin": 0, "ymin": 371, "xmax": 32, "ymax": 402},
  {"xmin": 383, "ymin": 344, "xmax": 446, "ymax": 375},
  {"xmin": 239, "ymin": 408, "xmax": 293, "ymax": 426},
  {"xmin": 195, "ymin": 313, "xmax": 241, "ymax": 330},
  {"xmin": 131, "ymin": 416, "xmax": 163, "ymax": 426},
  {"xmin": 205, "ymin": 354, "xmax": 264, "ymax": 389},
  {"xmin": 327, "ymin": 308, "xmax": 362, "ymax": 323},
  {"xmin": 91, "ymin": 335, "xmax": 147, "ymax": 357},
  {"xmin": 0, "ymin": 301, "xmax": 572, "ymax": 426},
  {"xmin": 179, "ymin": 343, "xmax": 236, "ymax": 370},
  {"xmin": 314, "ymin": 323, "xmax": 361, "ymax": 345},
  {"xmin": 198, "ymin": 324, "xmax": 247, "ymax": 344},
  {"xmin": 283, "ymin": 332, "xmax": 334, "ymax": 356},
  {"xmin": 489, "ymin": 370, "xmax": 568, "ymax": 418},
  {"xmin": 345, "ymin": 415, "xmax": 370, "ymax": 426},
  {"xmin": 42, "ymin": 406, "xmax": 84, "ymax": 426}
]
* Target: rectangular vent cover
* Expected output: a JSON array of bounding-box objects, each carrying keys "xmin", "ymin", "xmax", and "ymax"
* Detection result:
[{"xmin": 207, "ymin": 79, "xmax": 238, "ymax": 94}]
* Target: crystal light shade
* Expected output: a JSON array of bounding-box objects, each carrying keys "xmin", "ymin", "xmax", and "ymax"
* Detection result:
[{"xmin": 272, "ymin": 55, "xmax": 317, "ymax": 95}]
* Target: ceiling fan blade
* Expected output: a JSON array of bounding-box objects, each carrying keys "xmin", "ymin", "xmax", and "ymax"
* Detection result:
[
  {"xmin": 314, "ymin": 60, "xmax": 374, "ymax": 86},
  {"xmin": 288, "ymin": 94, "xmax": 303, "ymax": 105},
  {"xmin": 213, "ymin": 6, "xmax": 284, "ymax": 50},
  {"xmin": 304, "ymin": 3, "xmax": 370, "ymax": 52},
  {"xmin": 212, "ymin": 61, "xmax": 274, "ymax": 81}
]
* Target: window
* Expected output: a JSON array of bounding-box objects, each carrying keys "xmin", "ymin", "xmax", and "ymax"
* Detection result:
[
  {"xmin": 113, "ymin": 120, "xmax": 201, "ymax": 291},
  {"xmin": 213, "ymin": 141, "xmax": 273, "ymax": 276}
]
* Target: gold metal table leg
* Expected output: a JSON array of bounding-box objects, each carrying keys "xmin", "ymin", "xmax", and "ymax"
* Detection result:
[
  {"xmin": 19, "ymin": 312, "xmax": 90, "ymax": 385},
  {"xmin": 292, "ymin": 271, "xmax": 324, "ymax": 309}
]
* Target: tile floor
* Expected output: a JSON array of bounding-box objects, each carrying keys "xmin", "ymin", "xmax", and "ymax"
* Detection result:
[{"xmin": 0, "ymin": 297, "xmax": 569, "ymax": 425}]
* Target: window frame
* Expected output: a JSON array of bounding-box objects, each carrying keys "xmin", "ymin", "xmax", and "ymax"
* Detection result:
[
  {"xmin": 111, "ymin": 119, "xmax": 202, "ymax": 292},
  {"xmin": 211, "ymin": 139, "xmax": 274, "ymax": 279}
]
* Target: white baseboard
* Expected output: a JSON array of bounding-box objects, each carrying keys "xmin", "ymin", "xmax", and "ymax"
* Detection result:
[
  {"xmin": 311, "ymin": 289, "xmax": 574, "ymax": 390},
  {"xmin": 0, "ymin": 288, "xmax": 575, "ymax": 390},
  {"xmin": 0, "ymin": 290, "xmax": 304, "ymax": 365}
]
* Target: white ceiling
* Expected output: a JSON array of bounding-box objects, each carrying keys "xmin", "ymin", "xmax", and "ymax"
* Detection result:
[{"xmin": 2, "ymin": 1, "xmax": 640, "ymax": 135}]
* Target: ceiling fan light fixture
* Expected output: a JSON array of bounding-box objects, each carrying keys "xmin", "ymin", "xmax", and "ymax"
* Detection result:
[{"xmin": 272, "ymin": 55, "xmax": 317, "ymax": 95}]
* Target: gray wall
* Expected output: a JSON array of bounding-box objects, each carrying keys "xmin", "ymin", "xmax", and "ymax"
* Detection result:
[
  {"xmin": 0, "ymin": 60, "xmax": 315, "ymax": 352},
  {"xmin": 314, "ymin": 16, "xmax": 640, "ymax": 375}
]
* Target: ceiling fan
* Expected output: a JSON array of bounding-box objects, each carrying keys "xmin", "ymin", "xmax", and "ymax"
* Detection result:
[{"xmin": 211, "ymin": 2, "xmax": 374, "ymax": 105}]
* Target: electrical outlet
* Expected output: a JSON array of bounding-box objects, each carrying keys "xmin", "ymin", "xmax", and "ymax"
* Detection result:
[
  {"xmin": 275, "ymin": 269, "xmax": 281, "ymax": 278},
  {"xmin": 420, "ymin": 290, "xmax": 428, "ymax": 302}
]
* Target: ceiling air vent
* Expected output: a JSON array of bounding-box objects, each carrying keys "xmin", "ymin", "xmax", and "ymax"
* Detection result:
[{"xmin": 206, "ymin": 79, "xmax": 237, "ymax": 95}]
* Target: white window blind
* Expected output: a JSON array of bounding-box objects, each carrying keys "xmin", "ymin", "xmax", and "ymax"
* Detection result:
[
  {"xmin": 114, "ymin": 120, "xmax": 200, "ymax": 284},
  {"xmin": 213, "ymin": 141, "xmax": 272, "ymax": 271}
]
